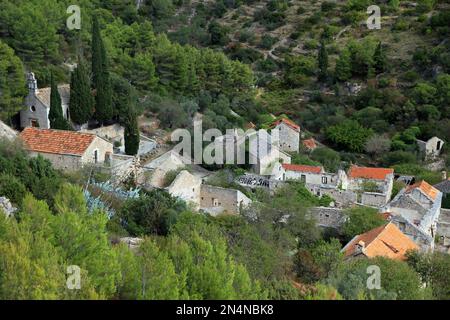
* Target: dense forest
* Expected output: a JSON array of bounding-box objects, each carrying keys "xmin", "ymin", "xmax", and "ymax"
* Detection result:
[{"xmin": 0, "ymin": 0, "xmax": 450, "ymax": 299}]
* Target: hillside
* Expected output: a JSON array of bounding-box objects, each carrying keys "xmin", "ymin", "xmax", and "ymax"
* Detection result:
[{"xmin": 0, "ymin": 0, "xmax": 449, "ymax": 301}]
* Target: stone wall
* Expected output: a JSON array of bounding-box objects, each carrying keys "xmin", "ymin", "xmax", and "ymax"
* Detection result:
[
  {"xmin": 277, "ymin": 122, "xmax": 300, "ymax": 153},
  {"xmin": 82, "ymin": 124, "xmax": 124, "ymax": 145},
  {"xmin": 308, "ymin": 207, "xmax": 346, "ymax": 229},
  {"xmin": 81, "ymin": 136, "xmax": 114, "ymax": 165},
  {"xmin": 200, "ymin": 185, "xmax": 251, "ymax": 215},
  {"xmin": 21, "ymin": 94, "xmax": 49, "ymax": 129},
  {"xmin": 28, "ymin": 151, "xmax": 82, "ymax": 171},
  {"xmin": 167, "ymin": 170, "xmax": 202, "ymax": 209}
]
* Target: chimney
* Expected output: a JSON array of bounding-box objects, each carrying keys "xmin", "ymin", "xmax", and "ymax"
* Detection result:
[{"xmin": 27, "ymin": 72, "xmax": 37, "ymax": 94}]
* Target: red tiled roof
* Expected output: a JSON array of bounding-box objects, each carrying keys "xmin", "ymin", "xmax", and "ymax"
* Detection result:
[
  {"xmin": 406, "ymin": 180, "xmax": 439, "ymax": 201},
  {"xmin": 348, "ymin": 165, "xmax": 394, "ymax": 180},
  {"xmin": 282, "ymin": 163, "xmax": 323, "ymax": 174},
  {"xmin": 20, "ymin": 127, "xmax": 96, "ymax": 156},
  {"xmin": 302, "ymin": 138, "xmax": 317, "ymax": 150},
  {"xmin": 271, "ymin": 118, "xmax": 300, "ymax": 132},
  {"xmin": 343, "ymin": 222, "xmax": 419, "ymax": 260}
]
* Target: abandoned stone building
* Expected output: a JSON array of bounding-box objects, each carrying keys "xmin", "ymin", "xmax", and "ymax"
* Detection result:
[
  {"xmin": 269, "ymin": 118, "xmax": 300, "ymax": 153},
  {"xmin": 417, "ymin": 136, "xmax": 445, "ymax": 160},
  {"xmin": 200, "ymin": 184, "xmax": 252, "ymax": 216},
  {"xmin": 308, "ymin": 207, "xmax": 346, "ymax": 230},
  {"xmin": 143, "ymin": 150, "xmax": 188, "ymax": 188},
  {"xmin": 19, "ymin": 127, "xmax": 113, "ymax": 171},
  {"xmin": 213, "ymin": 129, "xmax": 292, "ymax": 176},
  {"xmin": 383, "ymin": 180, "xmax": 442, "ymax": 251},
  {"xmin": 166, "ymin": 170, "xmax": 252, "ymax": 215},
  {"xmin": 346, "ymin": 165, "xmax": 394, "ymax": 207},
  {"xmin": 342, "ymin": 222, "xmax": 419, "ymax": 261},
  {"xmin": 20, "ymin": 72, "xmax": 70, "ymax": 129},
  {"xmin": 167, "ymin": 170, "xmax": 202, "ymax": 209}
]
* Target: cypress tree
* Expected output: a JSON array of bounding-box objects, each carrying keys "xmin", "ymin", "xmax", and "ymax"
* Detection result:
[
  {"xmin": 49, "ymin": 73, "xmax": 70, "ymax": 130},
  {"xmin": 91, "ymin": 16, "xmax": 113, "ymax": 124},
  {"xmin": 373, "ymin": 42, "xmax": 387, "ymax": 74},
  {"xmin": 70, "ymin": 58, "xmax": 94, "ymax": 125},
  {"xmin": 124, "ymin": 108, "xmax": 140, "ymax": 156},
  {"xmin": 318, "ymin": 40, "xmax": 329, "ymax": 82},
  {"xmin": 335, "ymin": 49, "xmax": 352, "ymax": 81}
]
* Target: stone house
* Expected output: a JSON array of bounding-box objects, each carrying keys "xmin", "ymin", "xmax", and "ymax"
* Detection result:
[
  {"xmin": 342, "ymin": 222, "xmax": 419, "ymax": 260},
  {"xmin": 200, "ymin": 184, "xmax": 252, "ymax": 216},
  {"xmin": 417, "ymin": 136, "xmax": 444, "ymax": 160},
  {"xmin": 269, "ymin": 118, "xmax": 300, "ymax": 153},
  {"xmin": 143, "ymin": 150, "xmax": 188, "ymax": 188},
  {"xmin": 384, "ymin": 180, "xmax": 442, "ymax": 251},
  {"xmin": 167, "ymin": 170, "xmax": 202, "ymax": 209},
  {"xmin": 347, "ymin": 165, "xmax": 394, "ymax": 207},
  {"xmin": 20, "ymin": 73, "xmax": 70, "ymax": 129},
  {"xmin": 166, "ymin": 170, "xmax": 252, "ymax": 215},
  {"xmin": 19, "ymin": 127, "xmax": 113, "ymax": 171}
]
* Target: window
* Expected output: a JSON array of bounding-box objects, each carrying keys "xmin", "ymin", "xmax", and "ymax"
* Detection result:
[
  {"xmin": 300, "ymin": 175, "xmax": 306, "ymax": 183},
  {"xmin": 93, "ymin": 149, "xmax": 98, "ymax": 164},
  {"xmin": 30, "ymin": 105, "xmax": 36, "ymax": 112},
  {"xmin": 437, "ymin": 141, "xmax": 442, "ymax": 150},
  {"xmin": 212, "ymin": 198, "xmax": 219, "ymax": 207},
  {"xmin": 30, "ymin": 119, "xmax": 39, "ymax": 127},
  {"xmin": 322, "ymin": 176, "xmax": 328, "ymax": 184}
]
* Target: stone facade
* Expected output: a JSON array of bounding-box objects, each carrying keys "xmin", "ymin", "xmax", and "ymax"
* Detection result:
[
  {"xmin": 20, "ymin": 73, "xmax": 70, "ymax": 129},
  {"xmin": 167, "ymin": 170, "xmax": 202, "ymax": 209},
  {"xmin": 417, "ymin": 136, "xmax": 444, "ymax": 160},
  {"xmin": 143, "ymin": 150, "xmax": 187, "ymax": 188},
  {"xmin": 308, "ymin": 207, "xmax": 346, "ymax": 229},
  {"xmin": 200, "ymin": 184, "xmax": 252, "ymax": 216},
  {"xmin": 272, "ymin": 119, "xmax": 300, "ymax": 153},
  {"xmin": 165, "ymin": 170, "xmax": 251, "ymax": 215}
]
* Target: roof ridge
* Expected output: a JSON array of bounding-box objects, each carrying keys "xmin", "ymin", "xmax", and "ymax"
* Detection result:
[{"xmin": 364, "ymin": 223, "xmax": 390, "ymax": 250}]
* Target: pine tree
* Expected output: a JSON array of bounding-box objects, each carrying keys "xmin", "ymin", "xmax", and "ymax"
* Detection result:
[
  {"xmin": 124, "ymin": 108, "xmax": 140, "ymax": 156},
  {"xmin": 70, "ymin": 58, "xmax": 94, "ymax": 125},
  {"xmin": 48, "ymin": 73, "xmax": 70, "ymax": 130},
  {"xmin": 91, "ymin": 16, "xmax": 113, "ymax": 124},
  {"xmin": 373, "ymin": 42, "xmax": 387, "ymax": 74},
  {"xmin": 318, "ymin": 41, "xmax": 329, "ymax": 82}
]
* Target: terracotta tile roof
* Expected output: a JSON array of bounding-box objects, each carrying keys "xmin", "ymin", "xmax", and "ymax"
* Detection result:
[
  {"xmin": 406, "ymin": 180, "xmax": 439, "ymax": 201},
  {"xmin": 20, "ymin": 127, "xmax": 95, "ymax": 156},
  {"xmin": 35, "ymin": 84, "xmax": 70, "ymax": 108},
  {"xmin": 302, "ymin": 138, "xmax": 317, "ymax": 150},
  {"xmin": 343, "ymin": 222, "xmax": 419, "ymax": 260},
  {"xmin": 270, "ymin": 118, "xmax": 300, "ymax": 132},
  {"xmin": 348, "ymin": 165, "xmax": 394, "ymax": 180},
  {"xmin": 282, "ymin": 163, "xmax": 323, "ymax": 174}
]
